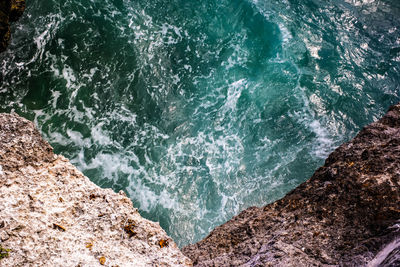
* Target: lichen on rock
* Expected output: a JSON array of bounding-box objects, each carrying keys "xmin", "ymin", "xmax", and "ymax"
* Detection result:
[{"xmin": 0, "ymin": 113, "xmax": 192, "ymax": 266}]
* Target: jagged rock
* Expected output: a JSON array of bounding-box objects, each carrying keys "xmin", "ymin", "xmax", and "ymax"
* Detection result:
[
  {"xmin": 183, "ymin": 104, "xmax": 400, "ymax": 266},
  {"xmin": 0, "ymin": 0, "xmax": 25, "ymax": 53},
  {"xmin": 0, "ymin": 113, "xmax": 192, "ymax": 266}
]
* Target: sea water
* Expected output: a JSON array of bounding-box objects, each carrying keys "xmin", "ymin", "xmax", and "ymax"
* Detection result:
[{"xmin": 1, "ymin": 0, "xmax": 399, "ymax": 246}]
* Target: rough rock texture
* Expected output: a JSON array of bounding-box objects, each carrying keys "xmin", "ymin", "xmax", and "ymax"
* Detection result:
[
  {"xmin": 183, "ymin": 104, "xmax": 400, "ymax": 266},
  {"xmin": 0, "ymin": 113, "xmax": 192, "ymax": 266},
  {"xmin": 0, "ymin": 0, "xmax": 25, "ymax": 52}
]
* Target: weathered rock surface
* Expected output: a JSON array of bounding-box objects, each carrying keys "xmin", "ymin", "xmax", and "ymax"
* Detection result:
[
  {"xmin": 0, "ymin": 0, "xmax": 25, "ymax": 53},
  {"xmin": 0, "ymin": 113, "xmax": 192, "ymax": 266},
  {"xmin": 183, "ymin": 104, "xmax": 400, "ymax": 266}
]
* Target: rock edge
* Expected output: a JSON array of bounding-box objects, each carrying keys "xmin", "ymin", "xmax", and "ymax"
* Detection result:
[
  {"xmin": 0, "ymin": 113, "xmax": 192, "ymax": 267},
  {"xmin": 183, "ymin": 104, "xmax": 400, "ymax": 266}
]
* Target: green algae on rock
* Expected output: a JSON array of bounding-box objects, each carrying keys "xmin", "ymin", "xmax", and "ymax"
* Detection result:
[{"xmin": 0, "ymin": 246, "xmax": 11, "ymax": 260}]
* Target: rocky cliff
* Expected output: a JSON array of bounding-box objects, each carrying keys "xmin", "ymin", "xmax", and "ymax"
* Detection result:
[
  {"xmin": 183, "ymin": 104, "xmax": 400, "ymax": 266},
  {"xmin": 1, "ymin": 1, "xmax": 399, "ymax": 266},
  {"xmin": 0, "ymin": 113, "xmax": 192, "ymax": 266},
  {"xmin": 0, "ymin": 0, "xmax": 25, "ymax": 52},
  {"xmin": 0, "ymin": 102, "xmax": 398, "ymax": 267}
]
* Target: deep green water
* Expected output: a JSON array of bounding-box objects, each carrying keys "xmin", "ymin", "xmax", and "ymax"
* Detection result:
[{"xmin": 1, "ymin": 0, "xmax": 400, "ymax": 246}]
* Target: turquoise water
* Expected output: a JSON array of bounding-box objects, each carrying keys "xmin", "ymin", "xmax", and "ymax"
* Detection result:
[{"xmin": 1, "ymin": 0, "xmax": 399, "ymax": 246}]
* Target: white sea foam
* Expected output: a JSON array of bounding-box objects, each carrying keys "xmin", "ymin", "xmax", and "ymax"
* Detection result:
[
  {"xmin": 33, "ymin": 14, "xmax": 64, "ymax": 63},
  {"xmin": 290, "ymin": 87, "xmax": 335, "ymax": 159},
  {"xmin": 222, "ymin": 43, "xmax": 249, "ymax": 70},
  {"xmin": 309, "ymin": 120, "xmax": 334, "ymax": 158},
  {"xmin": 224, "ymin": 79, "xmax": 246, "ymax": 111},
  {"xmin": 90, "ymin": 123, "xmax": 112, "ymax": 146},
  {"xmin": 279, "ymin": 23, "xmax": 292, "ymax": 46},
  {"xmin": 51, "ymin": 91, "xmax": 61, "ymax": 109},
  {"xmin": 128, "ymin": 179, "xmax": 179, "ymax": 211}
]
